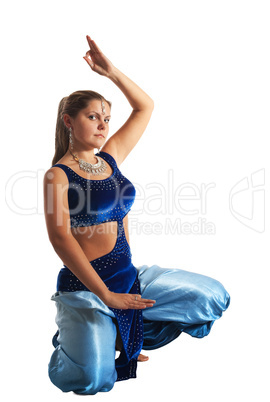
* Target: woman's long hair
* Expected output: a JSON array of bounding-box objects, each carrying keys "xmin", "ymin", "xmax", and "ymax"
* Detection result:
[{"xmin": 52, "ymin": 90, "xmax": 111, "ymax": 166}]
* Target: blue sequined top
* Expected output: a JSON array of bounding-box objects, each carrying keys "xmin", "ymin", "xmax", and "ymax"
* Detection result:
[
  {"xmin": 53, "ymin": 151, "xmax": 136, "ymax": 228},
  {"xmin": 51, "ymin": 151, "xmax": 144, "ymax": 381}
]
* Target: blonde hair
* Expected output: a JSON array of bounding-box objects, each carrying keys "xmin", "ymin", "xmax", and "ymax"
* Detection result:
[{"xmin": 52, "ymin": 90, "xmax": 111, "ymax": 165}]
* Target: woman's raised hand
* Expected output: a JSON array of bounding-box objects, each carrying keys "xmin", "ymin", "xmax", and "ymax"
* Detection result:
[
  {"xmin": 103, "ymin": 291, "xmax": 156, "ymax": 310},
  {"xmin": 83, "ymin": 35, "xmax": 114, "ymax": 77}
]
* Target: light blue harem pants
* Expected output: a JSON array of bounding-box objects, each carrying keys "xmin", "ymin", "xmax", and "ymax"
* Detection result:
[{"xmin": 48, "ymin": 264, "xmax": 230, "ymax": 395}]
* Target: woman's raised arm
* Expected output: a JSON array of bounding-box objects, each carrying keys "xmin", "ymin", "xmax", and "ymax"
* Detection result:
[{"xmin": 83, "ymin": 35, "xmax": 154, "ymax": 165}]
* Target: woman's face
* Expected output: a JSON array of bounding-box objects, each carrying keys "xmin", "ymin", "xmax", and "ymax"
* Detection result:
[{"xmin": 66, "ymin": 99, "xmax": 111, "ymax": 151}]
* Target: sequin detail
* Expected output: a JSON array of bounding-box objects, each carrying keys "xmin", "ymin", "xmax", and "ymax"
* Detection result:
[
  {"xmin": 52, "ymin": 151, "xmax": 136, "ymax": 228},
  {"xmin": 52, "ymin": 151, "xmax": 143, "ymax": 381}
]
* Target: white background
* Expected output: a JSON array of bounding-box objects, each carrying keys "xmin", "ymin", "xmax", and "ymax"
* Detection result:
[{"xmin": 1, "ymin": 0, "xmax": 270, "ymax": 400}]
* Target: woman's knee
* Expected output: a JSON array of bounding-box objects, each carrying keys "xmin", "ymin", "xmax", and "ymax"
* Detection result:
[
  {"xmin": 48, "ymin": 346, "xmax": 117, "ymax": 395},
  {"xmin": 140, "ymin": 265, "xmax": 230, "ymax": 322},
  {"xmin": 73, "ymin": 364, "xmax": 117, "ymax": 395}
]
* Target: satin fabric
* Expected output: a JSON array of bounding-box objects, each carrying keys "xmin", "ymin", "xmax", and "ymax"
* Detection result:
[
  {"xmin": 56, "ymin": 219, "xmax": 144, "ymax": 381},
  {"xmin": 52, "ymin": 152, "xmax": 143, "ymax": 381},
  {"xmin": 49, "ymin": 264, "xmax": 230, "ymax": 395}
]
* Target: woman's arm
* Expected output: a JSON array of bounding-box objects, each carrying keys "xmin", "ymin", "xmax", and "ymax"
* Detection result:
[
  {"xmin": 44, "ymin": 168, "xmax": 155, "ymax": 310},
  {"xmin": 83, "ymin": 35, "xmax": 154, "ymax": 165}
]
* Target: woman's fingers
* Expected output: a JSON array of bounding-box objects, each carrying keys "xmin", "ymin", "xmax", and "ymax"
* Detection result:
[
  {"xmin": 131, "ymin": 295, "xmax": 156, "ymax": 308},
  {"xmin": 86, "ymin": 35, "xmax": 100, "ymax": 53},
  {"xmin": 86, "ymin": 35, "xmax": 93, "ymax": 50},
  {"xmin": 105, "ymin": 292, "xmax": 155, "ymax": 310},
  {"xmin": 83, "ymin": 35, "xmax": 115, "ymax": 77},
  {"xmin": 83, "ymin": 56, "xmax": 94, "ymax": 68},
  {"xmin": 133, "ymin": 295, "xmax": 156, "ymax": 303},
  {"xmin": 84, "ymin": 51, "xmax": 93, "ymax": 66}
]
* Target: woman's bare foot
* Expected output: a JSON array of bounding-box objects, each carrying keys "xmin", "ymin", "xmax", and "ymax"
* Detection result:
[
  {"xmin": 138, "ymin": 354, "xmax": 149, "ymax": 362},
  {"xmin": 116, "ymin": 333, "xmax": 149, "ymax": 362}
]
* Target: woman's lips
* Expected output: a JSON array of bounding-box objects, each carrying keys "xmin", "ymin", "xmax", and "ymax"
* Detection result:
[{"xmin": 95, "ymin": 134, "xmax": 104, "ymax": 138}]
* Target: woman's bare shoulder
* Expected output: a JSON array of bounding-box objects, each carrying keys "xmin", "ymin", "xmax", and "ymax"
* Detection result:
[
  {"xmin": 44, "ymin": 164, "xmax": 69, "ymax": 185},
  {"xmin": 44, "ymin": 152, "xmax": 74, "ymax": 184}
]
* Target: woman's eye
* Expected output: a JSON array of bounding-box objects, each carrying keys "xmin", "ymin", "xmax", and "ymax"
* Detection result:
[
  {"xmin": 88, "ymin": 115, "xmax": 96, "ymax": 120},
  {"xmin": 105, "ymin": 119, "xmax": 110, "ymax": 123}
]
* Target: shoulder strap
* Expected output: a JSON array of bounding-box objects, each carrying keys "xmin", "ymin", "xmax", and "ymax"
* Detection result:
[
  {"xmin": 51, "ymin": 164, "xmax": 72, "ymax": 181},
  {"xmin": 97, "ymin": 151, "xmax": 118, "ymax": 168}
]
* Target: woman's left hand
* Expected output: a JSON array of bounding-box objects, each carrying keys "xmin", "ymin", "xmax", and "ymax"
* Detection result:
[{"xmin": 83, "ymin": 35, "xmax": 115, "ymax": 77}]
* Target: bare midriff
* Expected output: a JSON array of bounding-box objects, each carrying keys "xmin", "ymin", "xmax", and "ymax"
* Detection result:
[
  {"xmin": 71, "ymin": 213, "xmax": 130, "ymax": 262},
  {"xmin": 56, "ymin": 155, "xmax": 131, "ymax": 263}
]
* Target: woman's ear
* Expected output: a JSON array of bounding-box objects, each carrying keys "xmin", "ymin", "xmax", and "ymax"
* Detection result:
[{"xmin": 63, "ymin": 114, "xmax": 72, "ymax": 129}]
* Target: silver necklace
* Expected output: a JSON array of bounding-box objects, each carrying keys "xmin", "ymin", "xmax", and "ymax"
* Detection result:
[{"xmin": 69, "ymin": 150, "xmax": 107, "ymax": 175}]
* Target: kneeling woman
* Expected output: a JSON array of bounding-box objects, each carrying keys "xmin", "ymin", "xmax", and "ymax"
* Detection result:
[{"xmin": 44, "ymin": 35, "xmax": 230, "ymax": 395}]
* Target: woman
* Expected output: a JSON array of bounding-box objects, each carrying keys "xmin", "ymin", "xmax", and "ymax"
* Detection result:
[{"xmin": 44, "ymin": 35, "xmax": 230, "ymax": 395}]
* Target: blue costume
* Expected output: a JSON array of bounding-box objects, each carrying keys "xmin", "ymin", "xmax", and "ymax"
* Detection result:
[{"xmin": 48, "ymin": 151, "xmax": 230, "ymax": 395}]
